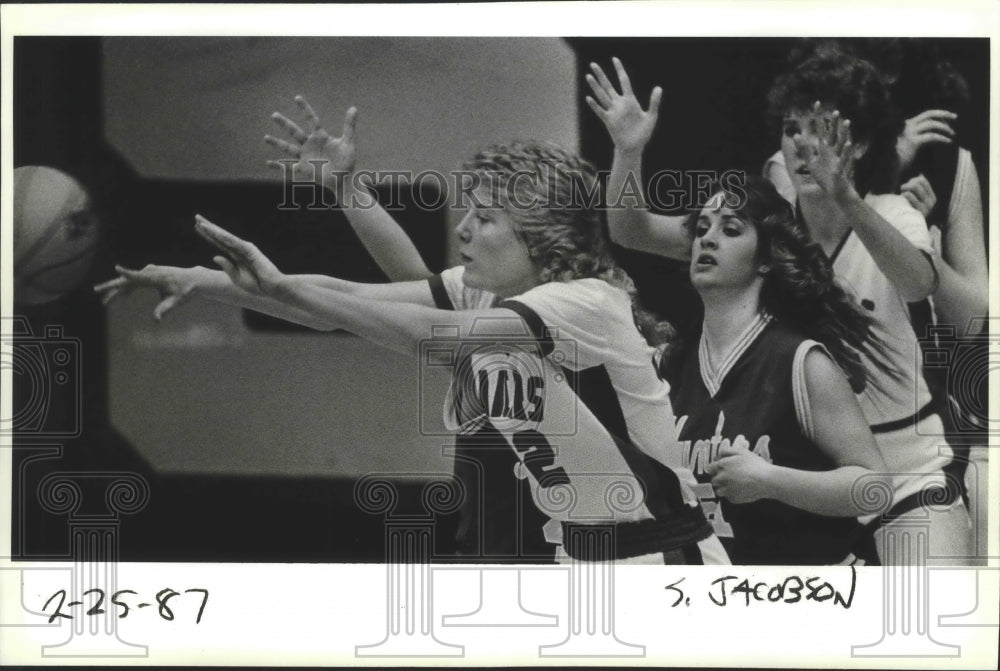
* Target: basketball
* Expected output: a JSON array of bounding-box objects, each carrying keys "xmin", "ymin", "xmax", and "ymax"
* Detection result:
[{"xmin": 14, "ymin": 166, "xmax": 100, "ymax": 305}]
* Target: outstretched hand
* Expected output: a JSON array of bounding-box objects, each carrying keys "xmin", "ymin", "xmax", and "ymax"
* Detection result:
[
  {"xmin": 704, "ymin": 443, "xmax": 773, "ymax": 504},
  {"xmin": 94, "ymin": 264, "xmax": 200, "ymax": 321},
  {"xmin": 585, "ymin": 57, "xmax": 662, "ymax": 154},
  {"xmin": 194, "ymin": 215, "xmax": 285, "ymax": 296},
  {"xmin": 265, "ymin": 95, "xmax": 359, "ymax": 190},
  {"xmin": 793, "ymin": 101, "xmax": 858, "ymax": 201}
]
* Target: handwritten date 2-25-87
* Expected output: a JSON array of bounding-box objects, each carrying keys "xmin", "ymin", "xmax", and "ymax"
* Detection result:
[{"xmin": 42, "ymin": 588, "xmax": 208, "ymax": 624}]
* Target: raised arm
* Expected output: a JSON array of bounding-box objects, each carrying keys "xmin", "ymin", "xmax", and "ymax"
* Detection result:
[
  {"xmin": 266, "ymin": 96, "xmax": 432, "ymax": 281},
  {"xmin": 707, "ymin": 348, "xmax": 889, "ymax": 518},
  {"xmin": 798, "ymin": 103, "xmax": 935, "ymax": 301},
  {"xmin": 585, "ymin": 58, "xmax": 689, "ymax": 260}
]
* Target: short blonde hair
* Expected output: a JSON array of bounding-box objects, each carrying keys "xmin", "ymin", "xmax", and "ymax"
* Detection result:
[{"xmin": 463, "ymin": 141, "xmax": 616, "ymax": 285}]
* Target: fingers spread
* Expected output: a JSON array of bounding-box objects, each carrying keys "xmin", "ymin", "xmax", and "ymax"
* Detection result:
[
  {"xmin": 611, "ymin": 56, "xmax": 633, "ymax": 95},
  {"xmin": 585, "ymin": 73, "xmax": 613, "ymax": 108},
  {"xmin": 271, "ymin": 111, "xmax": 308, "ymax": 143},
  {"xmin": 648, "ymin": 86, "xmax": 662, "ymax": 117},
  {"xmin": 589, "ymin": 62, "xmax": 617, "ymax": 97},
  {"xmin": 264, "ymin": 134, "xmax": 301, "ymax": 157},
  {"xmin": 342, "ymin": 106, "xmax": 358, "ymax": 142},
  {"xmin": 295, "ymin": 95, "xmax": 322, "ymax": 133},
  {"xmin": 584, "ymin": 96, "xmax": 609, "ymax": 121}
]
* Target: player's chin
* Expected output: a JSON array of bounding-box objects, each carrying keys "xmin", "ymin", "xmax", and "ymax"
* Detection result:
[{"xmin": 460, "ymin": 268, "xmax": 487, "ymax": 291}]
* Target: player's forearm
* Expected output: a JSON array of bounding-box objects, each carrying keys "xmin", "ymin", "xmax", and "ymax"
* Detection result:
[
  {"xmin": 189, "ymin": 267, "xmax": 335, "ymax": 330},
  {"xmin": 339, "ymin": 179, "xmax": 433, "ymax": 281},
  {"xmin": 607, "ymin": 149, "xmax": 689, "ymax": 260},
  {"xmin": 763, "ymin": 464, "xmax": 883, "ymax": 517},
  {"xmin": 931, "ymin": 262, "xmax": 989, "ymax": 334},
  {"xmin": 833, "ymin": 192, "xmax": 935, "ymax": 302},
  {"xmin": 607, "ymin": 148, "xmax": 650, "ymax": 246},
  {"xmin": 269, "ymin": 277, "xmax": 451, "ymax": 355}
]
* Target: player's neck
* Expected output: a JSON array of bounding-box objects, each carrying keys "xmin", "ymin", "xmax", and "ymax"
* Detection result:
[{"xmin": 700, "ymin": 290, "xmax": 763, "ymax": 367}]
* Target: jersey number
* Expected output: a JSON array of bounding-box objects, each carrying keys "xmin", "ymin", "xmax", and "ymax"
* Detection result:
[
  {"xmin": 512, "ymin": 430, "xmax": 570, "ymax": 489},
  {"xmin": 692, "ymin": 482, "xmax": 734, "ymax": 537}
]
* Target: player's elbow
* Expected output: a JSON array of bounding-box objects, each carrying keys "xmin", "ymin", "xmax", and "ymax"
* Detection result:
[{"xmin": 900, "ymin": 262, "xmax": 937, "ymax": 303}]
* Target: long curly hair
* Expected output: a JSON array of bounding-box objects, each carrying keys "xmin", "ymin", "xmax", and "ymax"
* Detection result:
[
  {"xmin": 766, "ymin": 51, "xmax": 901, "ymax": 197},
  {"xmin": 679, "ymin": 175, "xmax": 899, "ymax": 394},
  {"xmin": 463, "ymin": 141, "xmax": 671, "ymax": 346}
]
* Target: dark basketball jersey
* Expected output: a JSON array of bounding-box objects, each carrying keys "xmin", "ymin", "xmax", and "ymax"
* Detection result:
[
  {"xmin": 663, "ymin": 313, "xmax": 866, "ymax": 565},
  {"xmin": 428, "ymin": 270, "xmax": 552, "ymax": 561}
]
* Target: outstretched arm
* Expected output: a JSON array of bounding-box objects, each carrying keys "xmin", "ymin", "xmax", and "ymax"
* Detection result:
[
  {"xmin": 96, "ymin": 264, "xmax": 335, "ymax": 329},
  {"xmin": 96, "ymin": 216, "xmax": 436, "ymax": 322},
  {"xmin": 266, "ymin": 96, "xmax": 432, "ymax": 281},
  {"xmin": 96, "ymin": 263, "xmax": 435, "ymax": 321},
  {"xmin": 707, "ymin": 349, "xmax": 889, "ymax": 518},
  {"xmin": 797, "ymin": 102, "xmax": 936, "ymax": 301},
  {"xmin": 585, "ymin": 58, "xmax": 689, "ymax": 260},
  {"xmin": 196, "ymin": 218, "xmax": 527, "ymax": 356}
]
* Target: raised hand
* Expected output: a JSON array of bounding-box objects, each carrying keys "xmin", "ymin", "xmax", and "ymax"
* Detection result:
[
  {"xmin": 897, "ymin": 109, "xmax": 956, "ymax": 172},
  {"xmin": 94, "ymin": 264, "xmax": 201, "ymax": 321},
  {"xmin": 793, "ymin": 101, "xmax": 857, "ymax": 201},
  {"xmin": 585, "ymin": 57, "xmax": 662, "ymax": 154},
  {"xmin": 900, "ymin": 174, "xmax": 938, "ymax": 219},
  {"xmin": 704, "ymin": 443, "xmax": 773, "ymax": 505},
  {"xmin": 194, "ymin": 215, "xmax": 284, "ymax": 296},
  {"xmin": 265, "ymin": 95, "xmax": 358, "ymax": 190}
]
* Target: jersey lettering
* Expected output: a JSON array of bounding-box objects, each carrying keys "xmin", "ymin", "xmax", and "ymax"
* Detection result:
[
  {"xmin": 677, "ymin": 411, "xmax": 772, "ymax": 475},
  {"xmin": 478, "ymin": 369, "xmax": 545, "ymax": 422},
  {"xmin": 677, "ymin": 410, "xmax": 770, "ymax": 536}
]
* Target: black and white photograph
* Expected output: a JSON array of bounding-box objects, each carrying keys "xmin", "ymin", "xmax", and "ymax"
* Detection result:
[{"xmin": 2, "ymin": 2, "xmax": 997, "ymax": 666}]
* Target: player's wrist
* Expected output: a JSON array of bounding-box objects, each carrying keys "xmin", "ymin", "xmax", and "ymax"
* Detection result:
[
  {"xmin": 828, "ymin": 181, "xmax": 861, "ymax": 207},
  {"xmin": 613, "ymin": 144, "xmax": 646, "ymax": 161},
  {"xmin": 267, "ymin": 273, "xmax": 298, "ymax": 301}
]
